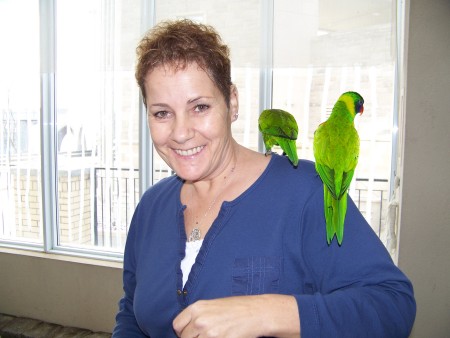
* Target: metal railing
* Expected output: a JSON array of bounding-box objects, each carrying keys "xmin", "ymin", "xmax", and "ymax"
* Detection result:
[
  {"xmin": 352, "ymin": 178, "xmax": 389, "ymax": 237},
  {"xmin": 92, "ymin": 168, "xmax": 389, "ymax": 249},
  {"xmin": 93, "ymin": 167, "xmax": 140, "ymax": 248}
]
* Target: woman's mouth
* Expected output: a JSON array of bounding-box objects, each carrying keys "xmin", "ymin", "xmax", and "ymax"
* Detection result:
[{"xmin": 174, "ymin": 146, "xmax": 204, "ymax": 156}]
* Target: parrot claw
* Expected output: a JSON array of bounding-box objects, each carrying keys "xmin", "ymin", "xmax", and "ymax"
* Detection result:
[{"xmin": 264, "ymin": 150, "xmax": 272, "ymax": 156}]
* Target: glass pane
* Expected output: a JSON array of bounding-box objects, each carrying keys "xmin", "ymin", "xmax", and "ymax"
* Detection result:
[
  {"xmin": 152, "ymin": 0, "xmax": 263, "ymax": 182},
  {"xmin": 272, "ymin": 0, "xmax": 395, "ymax": 241},
  {"xmin": 55, "ymin": 0, "xmax": 143, "ymax": 252},
  {"xmin": 0, "ymin": 0, "xmax": 42, "ymax": 245}
]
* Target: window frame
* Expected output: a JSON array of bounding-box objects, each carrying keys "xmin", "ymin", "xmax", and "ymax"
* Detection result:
[
  {"xmin": 36, "ymin": 0, "xmax": 156, "ymax": 261},
  {"xmin": 0, "ymin": 0, "xmax": 402, "ymax": 262}
]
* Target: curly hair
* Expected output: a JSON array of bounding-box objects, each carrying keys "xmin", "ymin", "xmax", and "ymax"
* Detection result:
[{"xmin": 136, "ymin": 19, "xmax": 232, "ymax": 107}]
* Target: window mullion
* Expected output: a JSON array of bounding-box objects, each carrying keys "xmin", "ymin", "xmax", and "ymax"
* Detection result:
[
  {"xmin": 39, "ymin": 0, "xmax": 58, "ymax": 252},
  {"xmin": 258, "ymin": 0, "xmax": 274, "ymax": 154},
  {"xmin": 389, "ymin": 0, "xmax": 405, "ymax": 198},
  {"xmin": 139, "ymin": 0, "xmax": 155, "ymax": 194}
]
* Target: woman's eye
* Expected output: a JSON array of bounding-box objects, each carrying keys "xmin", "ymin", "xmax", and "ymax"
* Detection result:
[
  {"xmin": 194, "ymin": 104, "xmax": 209, "ymax": 113},
  {"xmin": 153, "ymin": 111, "xmax": 171, "ymax": 119}
]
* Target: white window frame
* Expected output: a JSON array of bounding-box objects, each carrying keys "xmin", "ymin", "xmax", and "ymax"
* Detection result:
[{"xmin": 1, "ymin": 0, "xmax": 403, "ymax": 262}]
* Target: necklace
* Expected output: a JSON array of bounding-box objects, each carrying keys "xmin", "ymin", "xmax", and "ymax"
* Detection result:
[{"xmin": 188, "ymin": 162, "xmax": 236, "ymax": 242}]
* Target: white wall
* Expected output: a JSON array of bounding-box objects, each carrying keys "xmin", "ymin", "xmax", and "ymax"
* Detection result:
[
  {"xmin": 0, "ymin": 250, "xmax": 123, "ymax": 333},
  {"xmin": 397, "ymin": 0, "xmax": 450, "ymax": 337}
]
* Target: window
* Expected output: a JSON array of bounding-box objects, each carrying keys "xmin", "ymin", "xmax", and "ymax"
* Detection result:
[
  {"xmin": 0, "ymin": 0, "xmax": 42, "ymax": 246},
  {"xmin": 1, "ymin": 0, "xmax": 149, "ymax": 257},
  {"xmin": 0, "ymin": 0, "xmax": 401, "ymax": 259},
  {"xmin": 272, "ymin": 0, "xmax": 397, "ymax": 240},
  {"xmin": 54, "ymin": 0, "xmax": 145, "ymax": 254}
]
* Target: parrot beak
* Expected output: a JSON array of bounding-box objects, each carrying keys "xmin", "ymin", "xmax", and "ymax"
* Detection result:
[{"xmin": 359, "ymin": 105, "xmax": 364, "ymax": 115}]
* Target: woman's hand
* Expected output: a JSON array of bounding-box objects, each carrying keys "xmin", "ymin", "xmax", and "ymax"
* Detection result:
[{"xmin": 172, "ymin": 294, "xmax": 300, "ymax": 338}]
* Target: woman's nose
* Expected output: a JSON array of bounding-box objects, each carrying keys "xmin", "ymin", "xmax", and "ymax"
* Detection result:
[{"xmin": 171, "ymin": 115, "xmax": 194, "ymax": 144}]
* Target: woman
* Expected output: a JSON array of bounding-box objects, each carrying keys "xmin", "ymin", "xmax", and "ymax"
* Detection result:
[{"xmin": 113, "ymin": 19, "xmax": 415, "ymax": 337}]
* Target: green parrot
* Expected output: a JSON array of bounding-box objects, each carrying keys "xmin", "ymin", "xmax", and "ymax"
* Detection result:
[
  {"xmin": 258, "ymin": 109, "xmax": 299, "ymax": 166},
  {"xmin": 313, "ymin": 91, "xmax": 364, "ymax": 245}
]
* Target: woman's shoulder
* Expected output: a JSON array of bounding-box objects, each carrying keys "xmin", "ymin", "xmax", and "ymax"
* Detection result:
[
  {"xmin": 232, "ymin": 153, "xmax": 320, "ymax": 200},
  {"xmin": 260, "ymin": 154, "xmax": 322, "ymax": 196},
  {"xmin": 237, "ymin": 148, "xmax": 317, "ymax": 179},
  {"xmin": 270, "ymin": 154, "xmax": 318, "ymax": 179},
  {"xmin": 140, "ymin": 174, "xmax": 183, "ymax": 202}
]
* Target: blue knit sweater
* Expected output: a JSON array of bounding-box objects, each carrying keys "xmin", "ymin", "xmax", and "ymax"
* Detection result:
[{"xmin": 113, "ymin": 154, "xmax": 415, "ymax": 337}]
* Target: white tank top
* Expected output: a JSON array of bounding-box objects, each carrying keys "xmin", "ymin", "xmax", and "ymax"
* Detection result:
[{"xmin": 180, "ymin": 239, "xmax": 203, "ymax": 287}]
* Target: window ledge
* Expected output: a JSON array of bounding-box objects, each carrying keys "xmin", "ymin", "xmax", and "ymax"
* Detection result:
[{"xmin": 0, "ymin": 247, "xmax": 123, "ymax": 269}]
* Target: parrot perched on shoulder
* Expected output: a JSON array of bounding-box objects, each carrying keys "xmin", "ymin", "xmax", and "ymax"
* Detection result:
[
  {"xmin": 258, "ymin": 109, "xmax": 299, "ymax": 166},
  {"xmin": 313, "ymin": 91, "xmax": 364, "ymax": 245}
]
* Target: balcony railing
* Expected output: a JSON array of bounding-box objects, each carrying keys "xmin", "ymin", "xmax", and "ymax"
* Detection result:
[
  {"xmin": 93, "ymin": 167, "xmax": 140, "ymax": 248},
  {"xmin": 92, "ymin": 168, "xmax": 389, "ymax": 249},
  {"xmin": 351, "ymin": 178, "xmax": 389, "ymax": 237},
  {"xmin": 0, "ymin": 164, "xmax": 389, "ymax": 250}
]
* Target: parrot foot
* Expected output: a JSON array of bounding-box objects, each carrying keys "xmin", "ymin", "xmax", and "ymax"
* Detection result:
[{"xmin": 264, "ymin": 150, "xmax": 272, "ymax": 157}]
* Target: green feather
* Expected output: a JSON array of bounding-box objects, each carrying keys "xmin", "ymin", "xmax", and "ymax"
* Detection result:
[
  {"xmin": 313, "ymin": 91, "xmax": 364, "ymax": 245},
  {"xmin": 276, "ymin": 137, "xmax": 298, "ymax": 166},
  {"xmin": 259, "ymin": 109, "xmax": 299, "ymax": 166}
]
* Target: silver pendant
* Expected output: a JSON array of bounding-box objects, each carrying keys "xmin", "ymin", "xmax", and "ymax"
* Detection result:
[{"xmin": 188, "ymin": 228, "xmax": 201, "ymax": 242}]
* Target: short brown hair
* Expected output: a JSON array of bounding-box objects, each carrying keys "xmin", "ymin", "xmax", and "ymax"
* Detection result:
[{"xmin": 136, "ymin": 19, "xmax": 232, "ymax": 106}]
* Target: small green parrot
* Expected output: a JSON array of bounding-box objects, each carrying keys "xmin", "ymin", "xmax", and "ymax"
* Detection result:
[
  {"xmin": 258, "ymin": 109, "xmax": 299, "ymax": 166},
  {"xmin": 313, "ymin": 91, "xmax": 364, "ymax": 245}
]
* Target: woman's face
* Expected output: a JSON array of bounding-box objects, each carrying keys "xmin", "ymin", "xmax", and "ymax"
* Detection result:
[{"xmin": 144, "ymin": 63, "xmax": 239, "ymax": 182}]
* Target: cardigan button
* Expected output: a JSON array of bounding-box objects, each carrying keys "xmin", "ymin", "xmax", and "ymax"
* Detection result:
[
  {"xmin": 177, "ymin": 289, "xmax": 182, "ymax": 296},
  {"xmin": 183, "ymin": 290, "xmax": 188, "ymax": 296}
]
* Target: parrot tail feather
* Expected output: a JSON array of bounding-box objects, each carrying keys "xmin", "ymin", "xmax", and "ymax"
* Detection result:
[
  {"xmin": 324, "ymin": 185, "xmax": 348, "ymax": 246},
  {"xmin": 336, "ymin": 192, "xmax": 348, "ymax": 245},
  {"xmin": 324, "ymin": 185, "xmax": 334, "ymax": 245},
  {"xmin": 277, "ymin": 138, "xmax": 298, "ymax": 166}
]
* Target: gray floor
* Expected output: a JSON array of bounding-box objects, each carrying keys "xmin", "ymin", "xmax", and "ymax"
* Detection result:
[{"xmin": 0, "ymin": 314, "xmax": 111, "ymax": 338}]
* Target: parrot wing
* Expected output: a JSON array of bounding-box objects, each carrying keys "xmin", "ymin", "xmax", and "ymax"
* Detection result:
[
  {"xmin": 260, "ymin": 125, "xmax": 297, "ymax": 140},
  {"xmin": 315, "ymin": 162, "xmax": 338, "ymax": 199},
  {"xmin": 316, "ymin": 162, "xmax": 349, "ymax": 245},
  {"xmin": 258, "ymin": 109, "xmax": 298, "ymax": 140},
  {"xmin": 315, "ymin": 163, "xmax": 355, "ymax": 200},
  {"xmin": 340, "ymin": 169, "xmax": 355, "ymax": 199},
  {"xmin": 259, "ymin": 109, "xmax": 299, "ymax": 166}
]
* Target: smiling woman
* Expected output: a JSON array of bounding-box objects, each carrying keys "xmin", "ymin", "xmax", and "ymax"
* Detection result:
[
  {"xmin": 145, "ymin": 63, "xmax": 239, "ymax": 183},
  {"xmin": 112, "ymin": 19, "xmax": 415, "ymax": 338}
]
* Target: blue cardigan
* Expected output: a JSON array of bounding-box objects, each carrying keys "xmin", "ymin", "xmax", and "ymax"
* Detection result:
[{"xmin": 113, "ymin": 155, "xmax": 415, "ymax": 337}]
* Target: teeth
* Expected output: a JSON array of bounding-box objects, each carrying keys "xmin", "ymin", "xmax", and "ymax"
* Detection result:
[{"xmin": 175, "ymin": 146, "xmax": 204, "ymax": 156}]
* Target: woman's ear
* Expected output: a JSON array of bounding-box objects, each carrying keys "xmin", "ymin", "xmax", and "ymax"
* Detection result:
[{"xmin": 229, "ymin": 85, "xmax": 239, "ymax": 122}]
